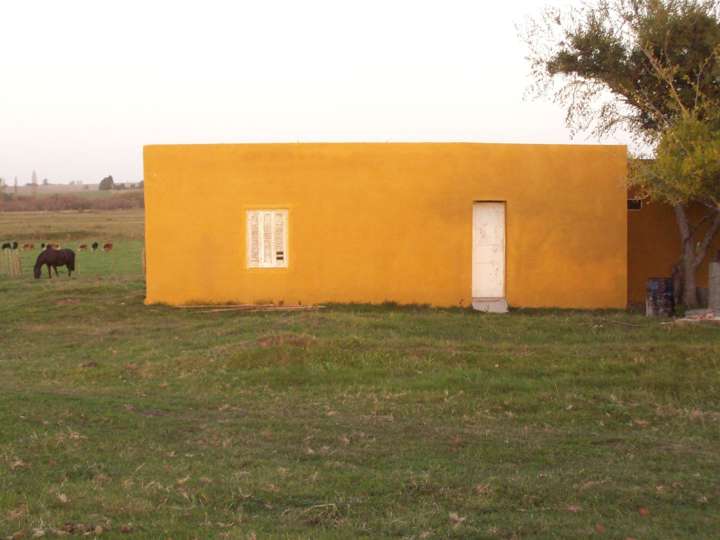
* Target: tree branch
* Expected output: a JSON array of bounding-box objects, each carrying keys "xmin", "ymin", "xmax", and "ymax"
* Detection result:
[
  {"xmin": 642, "ymin": 46, "xmax": 689, "ymax": 116},
  {"xmin": 689, "ymin": 211, "xmax": 716, "ymax": 238}
]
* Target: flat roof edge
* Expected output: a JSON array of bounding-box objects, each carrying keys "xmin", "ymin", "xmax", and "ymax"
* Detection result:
[{"xmin": 143, "ymin": 141, "xmax": 627, "ymax": 150}]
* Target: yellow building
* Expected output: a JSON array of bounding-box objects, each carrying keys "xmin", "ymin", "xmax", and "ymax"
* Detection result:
[{"xmin": 144, "ymin": 143, "xmax": 628, "ymax": 309}]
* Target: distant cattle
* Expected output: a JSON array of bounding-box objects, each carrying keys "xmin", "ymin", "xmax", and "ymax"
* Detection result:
[
  {"xmin": 103, "ymin": 243, "xmax": 113, "ymax": 252},
  {"xmin": 78, "ymin": 244, "xmax": 88, "ymax": 251},
  {"xmin": 1, "ymin": 242, "xmax": 11, "ymax": 250},
  {"xmin": 92, "ymin": 242, "xmax": 99, "ymax": 251},
  {"xmin": 11, "ymin": 241, "xmax": 18, "ymax": 250},
  {"xmin": 22, "ymin": 243, "xmax": 35, "ymax": 251}
]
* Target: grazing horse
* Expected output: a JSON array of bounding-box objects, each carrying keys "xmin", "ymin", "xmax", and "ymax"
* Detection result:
[{"xmin": 34, "ymin": 248, "xmax": 76, "ymax": 279}]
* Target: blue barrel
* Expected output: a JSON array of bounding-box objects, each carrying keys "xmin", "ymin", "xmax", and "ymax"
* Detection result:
[{"xmin": 646, "ymin": 278, "xmax": 674, "ymax": 317}]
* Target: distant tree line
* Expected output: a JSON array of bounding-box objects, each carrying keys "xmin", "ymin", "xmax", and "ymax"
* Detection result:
[{"xmin": 99, "ymin": 175, "xmax": 143, "ymax": 191}]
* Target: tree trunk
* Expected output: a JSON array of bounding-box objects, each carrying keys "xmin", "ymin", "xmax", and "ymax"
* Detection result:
[
  {"xmin": 671, "ymin": 262, "xmax": 684, "ymax": 306},
  {"xmin": 683, "ymin": 247, "xmax": 699, "ymax": 307},
  {"xmin": 673, "ymin": 205, "xmax": 720, "ymax": 309}
]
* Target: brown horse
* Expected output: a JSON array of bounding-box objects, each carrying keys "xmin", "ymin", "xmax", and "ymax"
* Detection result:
[{"xmin": 34, "ymin": 248, "xmax": 76, "ymax": 279}]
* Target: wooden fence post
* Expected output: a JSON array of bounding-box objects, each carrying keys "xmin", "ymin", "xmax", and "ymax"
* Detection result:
[{"xmin": 1, "ymin": 249, "xmax": 22, "ymax": 278}]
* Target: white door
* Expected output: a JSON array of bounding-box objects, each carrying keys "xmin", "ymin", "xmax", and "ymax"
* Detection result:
[{"xmin": 472, "ymin": 202, "xmax": 506, "ymax": 311}]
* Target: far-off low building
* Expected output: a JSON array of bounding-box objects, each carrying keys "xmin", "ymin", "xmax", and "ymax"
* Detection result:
[{"xmin": 144, "ymin": 143, "xmax": 630, "ymax": 310}]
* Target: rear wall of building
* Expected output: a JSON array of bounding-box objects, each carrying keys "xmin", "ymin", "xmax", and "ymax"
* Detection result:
[{"xmin": 628, "ymin": 201, "xmax": 720, "ymax": 305}]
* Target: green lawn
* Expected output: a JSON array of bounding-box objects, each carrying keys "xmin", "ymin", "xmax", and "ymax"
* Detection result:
[{"xmin": 1, "ymin": 211, "xmax": 719, "ymax": 539}]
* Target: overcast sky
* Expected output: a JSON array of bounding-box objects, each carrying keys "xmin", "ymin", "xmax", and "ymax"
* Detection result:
[{"xmin": 0, "ymin": 0, "xmax": 624, "ymax": 184}]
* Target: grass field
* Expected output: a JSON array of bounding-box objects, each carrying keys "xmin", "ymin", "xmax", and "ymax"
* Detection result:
[
  {"xmin": 0, "ymin": 210, "xmax": 144, "ymax": 278},
  {"xmin": 1, "ymin": 210, "xmax": 719, "ymax": 539}
]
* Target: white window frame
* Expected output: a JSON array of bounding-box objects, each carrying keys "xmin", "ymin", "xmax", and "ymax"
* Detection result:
[{"xmin": 246, "ymin": 209, "xmax": 289, "ymax": 268}]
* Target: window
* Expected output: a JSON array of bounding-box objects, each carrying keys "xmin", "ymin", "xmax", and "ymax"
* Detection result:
[
  {"xmin": 246, "ymin": 210, "xmax": 288, "ymax": 268},
  {"xmin": 627, "ymin": 199, "xmax": 643, "ymax": 211}
]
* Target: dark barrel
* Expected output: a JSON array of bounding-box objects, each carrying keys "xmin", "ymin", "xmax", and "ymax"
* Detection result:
[{"xmin": 646, "ymin": 277, "xmax": 674, "ymax": 317}]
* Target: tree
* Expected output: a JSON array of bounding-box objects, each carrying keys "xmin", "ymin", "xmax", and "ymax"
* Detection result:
[
  {"xmin": 99, "ymin": 175, "xmax": 115, "ymax": 191},
  {"xmin": 524, "ymin": 0, "xmax": 720, "ymax": 307},
  {"xmin": 42, "ymin": 178, "xmax": 49, "ymax": 186}
]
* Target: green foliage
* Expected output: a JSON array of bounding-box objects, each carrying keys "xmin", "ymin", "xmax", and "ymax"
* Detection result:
[{"xmin": 632, "ymin": 113, "xmax": 720, "ymax": 206}]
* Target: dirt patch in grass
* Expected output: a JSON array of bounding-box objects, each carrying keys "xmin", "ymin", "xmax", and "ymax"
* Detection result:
[
  {"xmin": 55, "ymin": 298, "xmax": 81, "ymax": 306},
  {"xmin": 257, "ymin": 333, "xmax": 317, "ymax": 348}
]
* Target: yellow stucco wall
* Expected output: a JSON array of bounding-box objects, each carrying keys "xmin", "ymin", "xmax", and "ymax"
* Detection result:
[{"xmin": 144, "ymin": 143, "xmax": 627, "ymax": 308}]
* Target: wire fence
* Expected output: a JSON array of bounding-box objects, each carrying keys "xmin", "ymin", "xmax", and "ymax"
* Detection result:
[{"xmin": 0, "ymin": 249, "xmax": 22, "ymax": 278}]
